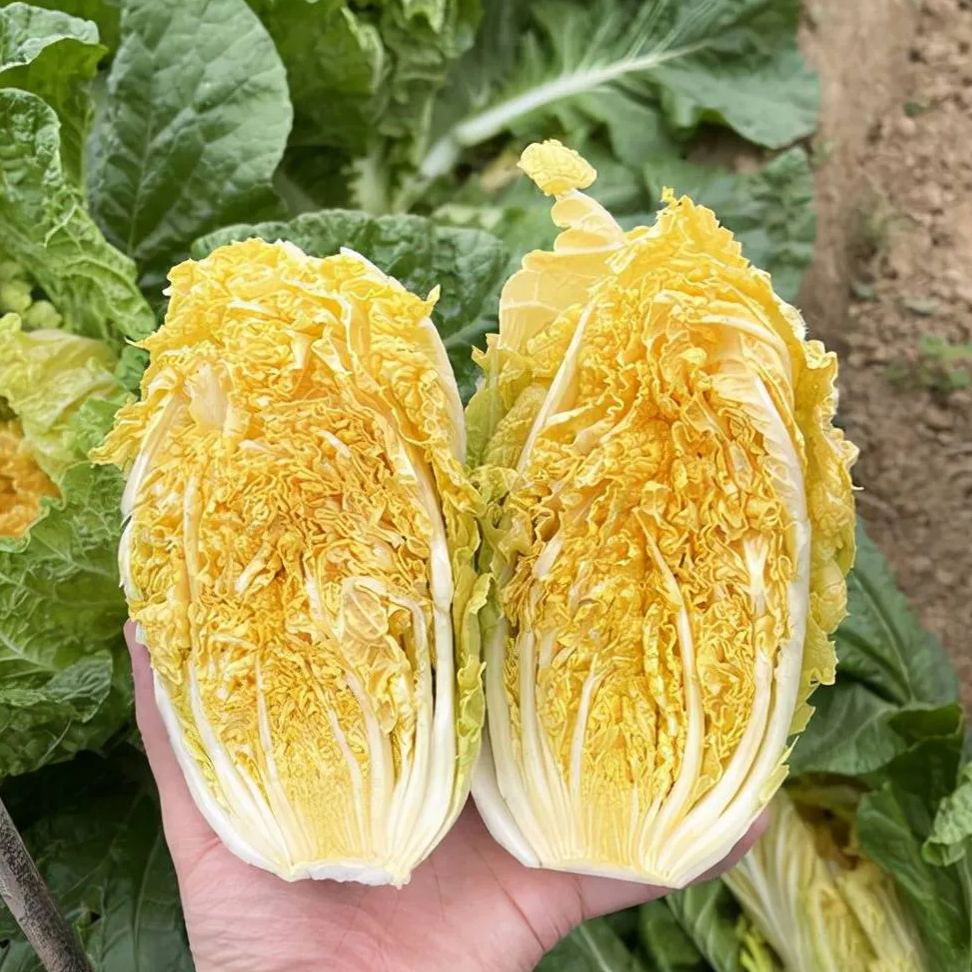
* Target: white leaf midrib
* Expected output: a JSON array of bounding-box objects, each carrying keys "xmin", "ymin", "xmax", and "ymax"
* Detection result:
[
  {"xmin": 575, "ymin": 921, "xmax": 623, "ymax": 972},
  {"xmin": 418, "ymin": 38, "xmax": 709, "ymax": 181}
]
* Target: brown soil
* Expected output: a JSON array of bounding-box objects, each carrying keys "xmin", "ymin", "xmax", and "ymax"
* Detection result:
[{"xmin": 801, "ymin": 0, "xmax": 972, "ymax": 706}]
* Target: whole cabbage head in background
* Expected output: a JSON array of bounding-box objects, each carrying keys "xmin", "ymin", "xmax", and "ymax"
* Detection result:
[
  {"xmin": 0, "ymin": 310, "xmax": 117, "ymax": 539},
  {"xmin": 726, "ymin": 789, "xmax": 927, "ymax": 971}
]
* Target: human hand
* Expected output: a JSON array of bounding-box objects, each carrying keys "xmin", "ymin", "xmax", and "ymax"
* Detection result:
[{"xmin": 126, "ymin": 624, "xmax": 764, "ymax": 972}]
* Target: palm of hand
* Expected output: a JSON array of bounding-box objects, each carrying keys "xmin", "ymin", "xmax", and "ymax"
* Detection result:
[
  {"xmin": 173, "ymin": 803, "xmax": 659, "ymax": 972},
  {"xmin": 128, "ymin": 626, "xmax": 761, "ymax": 972}
]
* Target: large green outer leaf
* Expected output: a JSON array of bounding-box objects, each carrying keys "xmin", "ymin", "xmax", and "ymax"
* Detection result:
[
  {"xmin": 828, "ymin": 526, "xmax": 958, "ymax": 706},
  {"xmin": 0, "ymin": 2, "xmax": 105, "ymax": 185},
  {"xmin": 536, "ymin": 917, "xmax": 651, "ymax": 972},
  {"xmin": 660, "ymin": 883, "xmax": 746, "ymax": 972},
  {"xmin": 88, "ymin": 0, "xmax": 292, "ymax": 285},
  {"xmin": 249, "ymin": 0, "xmax": 479, "ymax": 210},
  {"xmin": 791, "ymin": 523, "xmax": 960, "ymax": 777},
  {"xmin": 247, "ymin": 0, "xmax": 381, "ymax": 154},
  {"xmin": 376, "ymin": 0, "xmax": 481, "ymax": 150},
  {"xmin": 0, "ymin": 89, "xmax": 153, "ymax": 345},
  {"xmin": 858, "ymin": 741, "xmax": 972, "ymax": 970},
  {"xmin": 647, "ymin": 0, "xmax": 817, "ymax": 149},
  {"xmin": 193, "ymin": 209, "xmax": 508, "ymax": 401},
  {"xmin": 0, "ymin": 758, "xmax": 192, "ymax": 971},
  {"xmin": 780, "ymin": 523, "xmax": 969, "ymax": 969},
  {"xmin": 0, "ymin": 444, "xmax": 130, "ymax": 778},
  {"xmin": 925, "ymin": 762, "xmax": 972, "ymax": 867},
  {"xmin": 0, "ymin": 0, "xmax": 120, "ymax": 54},
  {"xmin": 638, "ymin": 899, "xmax": 713, "ymax": 972},
  {"xmin": 788, "ymin": 681, "xmax": 938, "ymax": 778}
]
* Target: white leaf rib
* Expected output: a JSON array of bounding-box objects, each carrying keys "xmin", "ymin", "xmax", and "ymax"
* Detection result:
[{"xmin": 419, "ymin": 40, "xmax": 708, "ymax": 181}]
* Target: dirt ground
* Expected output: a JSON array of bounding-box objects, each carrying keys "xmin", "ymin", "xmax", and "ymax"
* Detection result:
[{"xmin": 801, "ymin": 0, "xmax": 972, "ymax": 705}]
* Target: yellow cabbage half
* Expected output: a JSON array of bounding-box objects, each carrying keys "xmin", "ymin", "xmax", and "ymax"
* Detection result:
[
  {"xmin": 467, "ymin": 141, "xmax": 856, "ymax": 887},
  {"xmin": 93, "ymin": 240, "xmax": 485, "ymax": 885},
  {"xmin": 726, "ymin": 792, "xmax": 926, "ymax": 971}
]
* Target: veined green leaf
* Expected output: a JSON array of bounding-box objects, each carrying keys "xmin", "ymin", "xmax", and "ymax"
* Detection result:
[
  {"xmin": 661, "ymin": 882, "xmax": 747, "ymax": 972},
  {"xmin": 925, "ymin": 762, "xmax": 972, "ymax": 867},
  {"xmin": 788, "ymin": 683, "xmax": 943, "ymax": 778},
  {"xmin": 0, "ymin": 753, "xmax": 192, "ymax": 971},
  {"xmin": 0, "ymin": 89, "xmax": 154, "ymax": 345},
  {"xmin": 536, "ymin": 917, "xmax": 651, "ymax": 972},
  {"xmin": 791, "ymin": 522, "xmax": 960, "ymax": 777},
  {"xmin": 0, "ymin": 2, "xmax": 105, "ymax": 185},
  {"xmin": 249, "ymin": 0, "xmax": 480, "ymax": 211},
  {"xmin": 419, "ymin": 0, "xmax": 817, "ymax": 184},
  {"xmin": 247, "ymin": 0, "xmax": 382, "ymax": 154},
  {"xmin": 0, "ymin": 319, "xmax": 132, "ymax": 779},
  {"xmin": 88, "ymin": 0, "xmax": 292, "ymax": 287},
  {"xmin": 638, "ymin": 899, "xmax": 719, "ymax": 972},
  {"xmin": 0, "ymin": 405, "xmax": 131, "ymax": 779},
  {"xmin": 0, "ymin": 0, "xmax": 120, "ymax": 54},
  {"xmin": 646, "ymin": 0, "xmax": 816, "ymax": 148},
  {"xmin": 860, "ymin": 775, "xmax": 972, "ymax": 970},
  {"xmin": 831, "ymin": 524, "xmax": 958, "ymax": 707}
]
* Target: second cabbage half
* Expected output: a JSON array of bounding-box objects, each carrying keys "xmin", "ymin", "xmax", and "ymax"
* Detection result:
[{"xmin": 467, "ymin": 141, "xmax": 857, "ymax": 888}]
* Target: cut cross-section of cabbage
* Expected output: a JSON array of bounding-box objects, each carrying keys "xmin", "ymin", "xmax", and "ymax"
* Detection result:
[
  {"xmin": 468, "ymin": 140, "xmax": 856, "ymax": 888},
  {"xmin": 93, "ymin": 240, "xmax": 485, "ymax": 885}
]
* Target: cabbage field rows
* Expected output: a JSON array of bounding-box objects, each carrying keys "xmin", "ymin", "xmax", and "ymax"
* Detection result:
[{"xmin": 0, "ymin": 0, "xmax": 969, "ymax": 970}]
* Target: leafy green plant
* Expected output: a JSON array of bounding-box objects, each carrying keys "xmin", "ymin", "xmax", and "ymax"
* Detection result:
[{"xmin": 0, "ymin": 749, "xmax": 191, "ymax": 971}]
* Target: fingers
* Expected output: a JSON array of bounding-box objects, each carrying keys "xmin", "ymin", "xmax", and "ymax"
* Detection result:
[{"xmin": 125, "ymin": 621, "xmax": 215, "ymax": 853}]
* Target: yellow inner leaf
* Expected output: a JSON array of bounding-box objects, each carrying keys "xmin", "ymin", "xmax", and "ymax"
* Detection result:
[{"xmin": 0, "ymin": 419, "xmax": 58, "ymax": 538}]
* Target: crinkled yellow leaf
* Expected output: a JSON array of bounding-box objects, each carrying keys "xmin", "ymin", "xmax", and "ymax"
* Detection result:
[
  {"xmin": 93, "ymin": 239, "xmax": 483, "ymax": 885},
  {"xmin": 517, "ymin": 139, "xmax": 597, "ymax": 196},
  {"xmin": 469, "ymin": 142, "xmax": 856, "ymax": 887}
]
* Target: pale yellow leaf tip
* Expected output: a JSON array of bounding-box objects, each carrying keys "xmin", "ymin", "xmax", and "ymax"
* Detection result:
[{"xmin": 517, "ymin": 139, "xmax": 596, "ymax": 196}]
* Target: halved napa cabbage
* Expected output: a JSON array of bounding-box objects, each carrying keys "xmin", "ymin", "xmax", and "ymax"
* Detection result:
[
  {"xmin": 468, "ymin": 140, "xmax": 856, "ymax": 887},
  {"xmin": 93, "ymin": 240, "xmax": 485, "ymax": 885}
]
